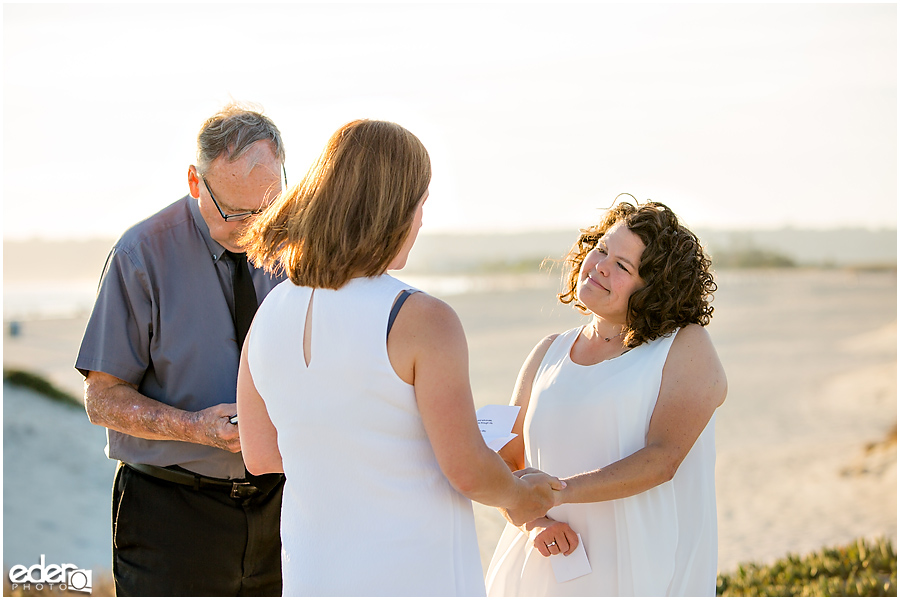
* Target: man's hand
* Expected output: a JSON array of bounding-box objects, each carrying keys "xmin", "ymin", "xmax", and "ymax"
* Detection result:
[{"xmin": 192, "ymin": 403, "xmax": 241, "ymax": 453}]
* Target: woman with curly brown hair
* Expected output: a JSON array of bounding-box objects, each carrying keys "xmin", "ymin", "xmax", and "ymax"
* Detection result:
[{"xmin": 485, "ymin": 200, "xmax": 727, "ymax": 596}]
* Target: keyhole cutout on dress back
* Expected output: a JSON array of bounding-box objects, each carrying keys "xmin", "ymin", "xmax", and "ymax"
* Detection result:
[{"xmin": 302, "ymin": 290, "xmax": 314, "ymax": 367}]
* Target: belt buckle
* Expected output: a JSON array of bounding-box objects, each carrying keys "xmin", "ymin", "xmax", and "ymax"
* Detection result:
[{"xmin": 230, "ymin": 481, "xmax": 259, "ymax": 499}]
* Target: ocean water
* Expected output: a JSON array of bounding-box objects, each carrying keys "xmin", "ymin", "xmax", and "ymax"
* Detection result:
[
  {"xmin": 1, "ymin": 272, "xmax": 556, "ymax": 322},
  {"xmin": 3, "ymin": 281, "xmax": 100, "ymax": 322}
]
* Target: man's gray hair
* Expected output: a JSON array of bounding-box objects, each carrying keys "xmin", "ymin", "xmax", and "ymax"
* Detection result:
[{"xmin": 196, "ymin": 102, "xmax": 285, "ymax": 174}]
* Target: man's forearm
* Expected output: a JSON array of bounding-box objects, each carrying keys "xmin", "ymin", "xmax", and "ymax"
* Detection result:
[
  {"xmin": 84, "ymin": 374, "xmax": 195, "ymax": 442},
  {"xmin": 83, "ymin": 370, "xmax": 241, "ymax": 453}
]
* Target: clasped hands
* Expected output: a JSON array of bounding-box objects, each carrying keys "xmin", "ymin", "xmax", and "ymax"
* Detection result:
[{"xmin": 501, "ymin": 467, "xmax": 580, "ymax": 558}]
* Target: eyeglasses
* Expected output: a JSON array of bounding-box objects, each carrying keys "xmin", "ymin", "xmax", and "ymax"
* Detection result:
[{"xmin": 202, "ymin": 164, "xmax": 288, "ymax": 222}]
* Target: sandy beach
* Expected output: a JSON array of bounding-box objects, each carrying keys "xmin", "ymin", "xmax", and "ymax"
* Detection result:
[{"xmin": 3, "ymin": 268, "xmax": 896, "ymax": 578}]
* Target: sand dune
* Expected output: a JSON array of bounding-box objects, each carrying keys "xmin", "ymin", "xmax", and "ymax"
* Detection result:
[{"xmin": 2, "ymin": 383, "xmax": 115, "ymax": 572}]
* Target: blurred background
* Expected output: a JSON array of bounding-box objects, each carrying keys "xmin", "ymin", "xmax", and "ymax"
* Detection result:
[{"xmin": 3, "ymin": 2, "xmax": 896, "ymax": 589}]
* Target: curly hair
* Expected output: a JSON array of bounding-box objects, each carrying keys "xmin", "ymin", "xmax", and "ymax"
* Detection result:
[{"xmin": 559, "ymin": 200, "xmax": 716, "ymax": 348}]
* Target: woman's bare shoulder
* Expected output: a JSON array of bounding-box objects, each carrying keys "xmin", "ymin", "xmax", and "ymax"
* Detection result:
[
  {"xmin": 401, "ymin": 291, "xmax": 460, "ymax": 325},
  {"xmin": 518, "ymin": 333, "xmax": 562, "ymax": 376},
  {"xmin": 388, "ymin": 291, "xmax": 468, "ymax": 353},
  {"xmin": 668, "ymin": 323, "xmax": 727, "ymax": 405},
  {"xmin": 672, "ymin": 322, "xmax": 715, "ymax": 349},
  {"xmin": 532, "ymin": 333, "xmax": 560, "ymax": 356}
]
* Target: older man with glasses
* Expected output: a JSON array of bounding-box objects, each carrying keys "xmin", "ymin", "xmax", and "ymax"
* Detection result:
[{"xmin": 76, "ymin": 102, "xmax": 288, "ymax": 596}]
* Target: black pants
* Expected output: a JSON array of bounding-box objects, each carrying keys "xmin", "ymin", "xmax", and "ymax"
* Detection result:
[{"xmin": 112, "ymin": 462, "xmax": 284, "ymax": 596}]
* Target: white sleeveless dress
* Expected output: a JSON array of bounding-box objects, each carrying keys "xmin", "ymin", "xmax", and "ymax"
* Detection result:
[
  {"xmin": 485, "ymin": 326, "xmax": 718, "ymax": 596},
  {"xmin": 247, "ymin": 275, "xmax": 485, "ymax": 596}
]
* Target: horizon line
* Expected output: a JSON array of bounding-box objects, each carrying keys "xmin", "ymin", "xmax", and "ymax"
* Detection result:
[{"xmin": 4, "ymin": 223, "xmax": 899, "ymax": 244}]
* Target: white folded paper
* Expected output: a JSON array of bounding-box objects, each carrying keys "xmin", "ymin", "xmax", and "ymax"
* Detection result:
[
  {"xmin": 549, "ymin": 534, "xmax": 592, "ymax": 583},
  {"xmin": 475, "ymin": 405, "xmax": 520, "ymax": 451}
]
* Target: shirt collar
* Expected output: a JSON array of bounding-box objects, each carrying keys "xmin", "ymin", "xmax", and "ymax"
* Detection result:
[{"xmin": 187, "ymin": 195, "xmax": 228, "ymax": 263}]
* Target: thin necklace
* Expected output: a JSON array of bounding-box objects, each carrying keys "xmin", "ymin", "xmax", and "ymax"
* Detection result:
[
  {"xmin": 602, "ymin": 331, "xmax": 626, "ymax": 342},
  {"xmin": 592, "ymin": 325, "xmax": 626, "ymax": 342}
]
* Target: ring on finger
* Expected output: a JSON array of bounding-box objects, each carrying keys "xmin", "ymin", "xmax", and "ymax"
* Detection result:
[{"xmin": 546, "ymin": 541, "xmax": 557, "ymax": 547}]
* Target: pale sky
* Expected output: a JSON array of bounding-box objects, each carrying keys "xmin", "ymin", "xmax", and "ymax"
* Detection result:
[{"xmin": 3, "ymin": 2, "xmax": 896, "ymax": 240}]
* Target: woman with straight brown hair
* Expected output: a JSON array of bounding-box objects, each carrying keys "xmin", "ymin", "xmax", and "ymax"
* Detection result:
[{"xmin": 236, "ymin": 119, "xmax": 564, "ymax": 596}]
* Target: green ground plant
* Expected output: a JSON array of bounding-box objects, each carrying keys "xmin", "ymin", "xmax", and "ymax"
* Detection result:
[
  {"xmin": 2, "ymin": 369, "xmax": 81, "ymax": 408},
  {"xmin": 717, "ymin": 537, "xmax": 897, "ymax": 596},
  {"xmin": 709, "ymin": 247, "xmax": 797, "ymax": 269}
]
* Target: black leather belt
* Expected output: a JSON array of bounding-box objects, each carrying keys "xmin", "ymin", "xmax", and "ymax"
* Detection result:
[{"xmin": 124, "ymin": 462, "xmax": 260, "ymax": 500}]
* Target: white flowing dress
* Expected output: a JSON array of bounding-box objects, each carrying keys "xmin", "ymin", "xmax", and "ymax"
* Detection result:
[
  {"xmin": 485, "ymin": 326, "xmax": 718, "ymax": 596},
  {"xmin": 247, "ymin": 275, "xmax": 485, "ymax": 597}
]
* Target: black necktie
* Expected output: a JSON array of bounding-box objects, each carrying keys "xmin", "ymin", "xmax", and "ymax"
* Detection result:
[{"xmin": 224, "ymin": 251, "xmax": 258, "ymax": 348}]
